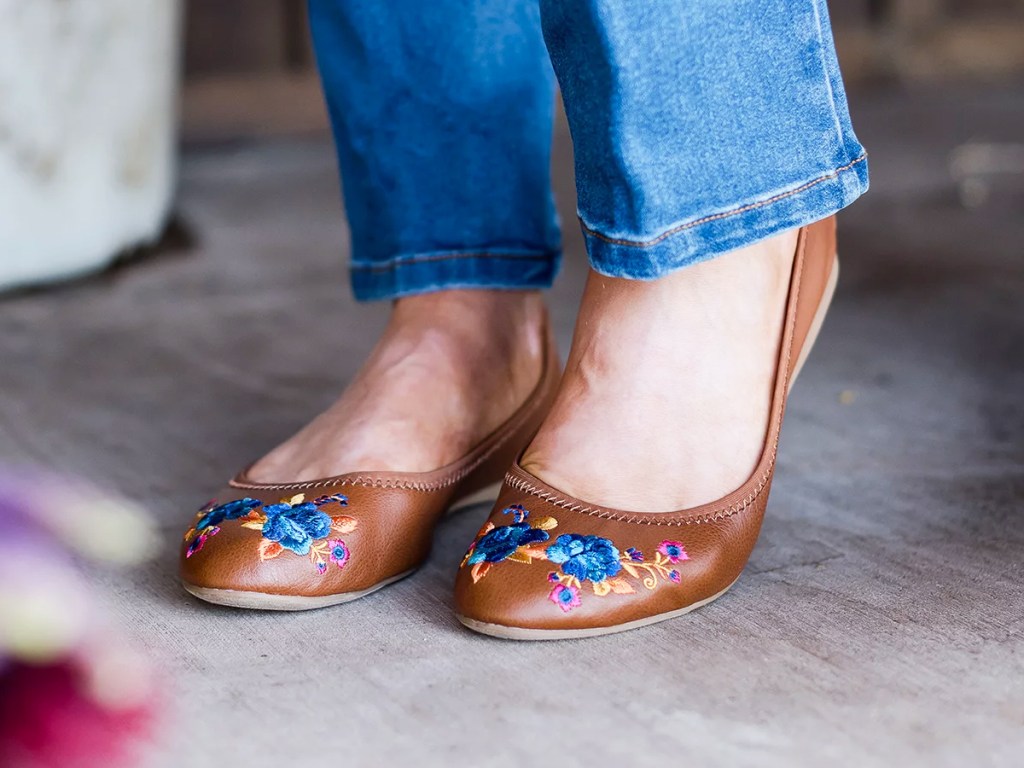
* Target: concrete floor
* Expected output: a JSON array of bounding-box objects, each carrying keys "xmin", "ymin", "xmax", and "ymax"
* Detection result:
[{"xmin": 1, "ymin": 82, "xmax": 1022, "ymax": 767}]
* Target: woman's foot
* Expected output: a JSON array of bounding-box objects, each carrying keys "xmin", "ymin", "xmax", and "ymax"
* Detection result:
[
  {"xmin": 520, "ymin": 230, "xmax": 799, "ymax": 512},
  {"xmin": 248, "ymin": 289, "xmax": 547, "ymax": 482}
]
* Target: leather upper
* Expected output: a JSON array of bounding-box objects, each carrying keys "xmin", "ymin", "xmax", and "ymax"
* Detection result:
[
  {"xmin": 179, "ymin": 323, "xmax": 560, "ymax": 599},
  {"xmin": 454, "ymin": 217, "xmax": 838, "ymax": 631}
]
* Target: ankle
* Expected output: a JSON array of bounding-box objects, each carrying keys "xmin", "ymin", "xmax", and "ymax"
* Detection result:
[{"xmin": 391, "ymin": 289, "xmax": 547, "ymax": 370}]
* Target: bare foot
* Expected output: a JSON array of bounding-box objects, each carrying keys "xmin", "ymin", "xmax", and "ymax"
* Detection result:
[
  {"xmin": 520, "ymin": 230, "xmax": 798, "ymax": 512},
  {"xmin": 248, "ymin": 290, "xmax": 547, "ymax": 482}
]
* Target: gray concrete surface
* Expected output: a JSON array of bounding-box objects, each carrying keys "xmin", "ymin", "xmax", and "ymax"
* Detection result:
[{"xmin": 0, "ymin": 82, "xmax": 1021, "ymax": 767}]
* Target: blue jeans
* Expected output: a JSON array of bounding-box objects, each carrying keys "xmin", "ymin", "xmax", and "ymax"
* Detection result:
[{"xmin": 309, "ymin": 0, "xmax": 868, "ymax": 301}]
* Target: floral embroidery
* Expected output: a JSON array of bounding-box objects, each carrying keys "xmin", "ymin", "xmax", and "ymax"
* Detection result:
[
  {"xmin": 185, "ymin": 525, "xmax": 220, "ymax": 557},
  {"xmin": 195, "ymin": 498, "xmax": 260, "ymax": 533},
  {"xmin": 461, "ymin": 506, "xmax": 558, "ymax": 582},
  {"xmin": 462, "ymin": 509, "xmax": 688, "ymax": 612},
  {"xmin": 546, "ymin": 534, "xmax": 622, "ymax": 583},
  {"xmin": 259, "ymin": 501, "xmax": 332, "ymax": 555},
  {"xmin": 657, "ymin": 540, "xmax": 689, "ymax": 564},
  {"xmin": 184, "ymin": 493, "xmax": 357, "ymax": 574},
  {"xmin": 467, "ymin": 523, "xmax": 548, "ymax": 565},
  {"xmin": 548, "ymin": 583, "xmax": 581, "ymax": 613},
  {"xmin": 327, "ymin": 539, "xmax": 350, "ymax": 570}
]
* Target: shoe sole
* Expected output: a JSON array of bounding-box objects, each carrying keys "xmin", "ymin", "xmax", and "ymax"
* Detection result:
[
  {"xmin": 182, "ymin": 569, "xmax": 416, "ymax": 611},
  {"xmin": 180, "ymin": 481, "xmax": 503, "ymax": 611},
  {"xmin": 457, "ymin": 579, "xmax": 739, "ymax": 640},
  {"xmin": 456, "ymin": 253, "xmax": 840, "ymax": 641}
]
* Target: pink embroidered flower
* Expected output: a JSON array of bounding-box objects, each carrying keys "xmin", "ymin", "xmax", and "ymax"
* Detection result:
[
  {"xmin": 327, "ymin": 539, "xmax": 350, "ymax": 569},
  {"xmin": 548, "ymin": 584, "xmax": 581, "ymax": 613},
  {"xmin": 657, "ymin": 540, "xmax": 689, "ymax": 563},
  {"xmin": 185, "ymin": 526, "xmax": 220, "ymax": 558}
]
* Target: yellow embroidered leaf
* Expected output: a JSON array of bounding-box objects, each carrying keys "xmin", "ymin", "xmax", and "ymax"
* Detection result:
[
  {"xmin": 183, "ymin": 528, "xmax": 196, "ymax": 542},
  {"xmin": 259, "ymin": 540, "xmax": 284, "ymax": 561},
  {"xmin": 621, "ymin": 563, "xmax": 640, "ymax": 578},
  {"xmin": 471, "ymin": 562, "xmax": 491, "ymax": 583},
  {"xmin": 286, "ymin": 494, "xmax": 305, "ymax": 505},
  {"xmin": 534, "ymin": 516, "xmax": 558, "ymax": 531},
  {"xmin": 607, "ymin": 578, "xmax": 636, "ymax": 595},
  {"xmin": 241, "ymin": 521, "xmax": 265, "ymax": 531},
  {"xmin": 331, "ymin": 515, "xmax": 358, "ymax": 534},
  {"xmin": 506, "ymin": 551, "xmax": 533, "ymax": 564},
  {"xmin": 593, "ymin": 581, "xmax": 612, "ymax": 596},
  {"xmin": 519, "ymin": 546, "xmax": 549, "ymax": 560}
]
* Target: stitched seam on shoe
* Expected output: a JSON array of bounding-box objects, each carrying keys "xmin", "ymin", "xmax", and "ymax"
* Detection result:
[
  {"xmin": 579, "ymin": 154, "xmax": 865, "ymax": 248},
  {"xmin": 503, "ymin": 234, "xmax": 808, "ymax": 526},
  {"xmin": 228, "ymin": 361, "xmax": 552, "ymax": 493},
  {"xmin": 351, "ymin": 250, "xmax": 557, "ymax": 273}
]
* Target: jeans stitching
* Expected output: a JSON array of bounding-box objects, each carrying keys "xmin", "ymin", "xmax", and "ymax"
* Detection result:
[{"xmin": 579, "ymin": 153, "xmax": 866, "ymax": 248}]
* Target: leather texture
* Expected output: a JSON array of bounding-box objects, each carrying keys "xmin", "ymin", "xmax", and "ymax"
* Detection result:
[
  {"xmin": 179, "ymin": 323, "xmax": 560, "ymax": 602},
  {"xmin": 454, "ymin": 217, "xmax": 838, "ymax": 636}
]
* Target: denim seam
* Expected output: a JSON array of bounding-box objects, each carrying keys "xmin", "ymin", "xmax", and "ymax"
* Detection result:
[
  {"xmin": 351, "ymin": 250, "xmax": 557, "ymax": 273},
  {"xmin": 578, "ymin": 153, "xmax": 867, "ymax": 248}
]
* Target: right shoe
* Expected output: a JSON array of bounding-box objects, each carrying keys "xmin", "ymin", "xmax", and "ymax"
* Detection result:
[
  {"xmin": 178, "ymin": 321, "xmax": 561, "ymax": 611},
  {"xmin": 454, "ymin": 217, "xmax": 840, "ymax": 639}
]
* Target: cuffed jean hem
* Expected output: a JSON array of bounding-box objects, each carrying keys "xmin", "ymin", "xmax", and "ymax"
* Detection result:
[
  {"xmin": 350, "ymin": 249, "xmax": 561, "ymax": 301},
  {"xmin": 581, "ymin": 153, "xmax": 869, "ymax": 281}
]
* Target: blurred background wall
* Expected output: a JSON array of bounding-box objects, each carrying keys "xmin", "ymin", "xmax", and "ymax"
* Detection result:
[{"xmin": 179, "ymin": 0, "xmax": 1024, "ymax": 144}]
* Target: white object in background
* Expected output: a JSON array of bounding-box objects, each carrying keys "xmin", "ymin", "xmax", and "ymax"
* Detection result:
[{"xmin": 0, "ymin": 1, "xmax": 181, "ymax": 291}]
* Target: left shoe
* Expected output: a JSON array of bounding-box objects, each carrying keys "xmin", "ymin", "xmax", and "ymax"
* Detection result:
[
  {"xmin": 179, "ymin": 319, "xmax": 561, "ymax": 610},
  {"xmin": 453, "ymin": 217, "xmax": 839, "ymax": 639}
]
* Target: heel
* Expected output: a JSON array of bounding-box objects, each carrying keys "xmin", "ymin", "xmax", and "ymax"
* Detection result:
[{"xmin": 789, "ymin": 253, "xmax": 839, "ymax": 390}]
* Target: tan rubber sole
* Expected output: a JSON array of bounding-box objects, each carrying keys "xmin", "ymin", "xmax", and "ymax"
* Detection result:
[
  {"xmin": 457, "ymin": 579, "xmax": 738, "ymax": 641},
  {"xmin": 182, "ymin": 568, "xmax": 416, "ymax": 611},
  {"xmin": 457, "ymin": 254, "xmax": 839, "ymax": 641}
]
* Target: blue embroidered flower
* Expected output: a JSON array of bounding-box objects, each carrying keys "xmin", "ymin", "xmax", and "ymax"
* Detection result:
[
  {"xmin": 260, "ymin": 502, "xmax": 332, "ymax": 555},
  {"xmin": 625, "ymin": 547, "xmax": 644, "ymax": 562},
  {"xmin": 502, "ymin": 504, "xmax": 529, "ymax": 523},
  {"xmin": 314, "ymin": 493, "xmax": 348, "ymax": 507},
  {"xmin": 196, "ymin": 497, "xmax": 261, "ymax": 531},
  {"xmin": 546, "ymin": 534, "xmax": 622, "ymax": 583},
  {"xmin": 467, "ymin": 523, "xmax": 550, "ymax": 565}
]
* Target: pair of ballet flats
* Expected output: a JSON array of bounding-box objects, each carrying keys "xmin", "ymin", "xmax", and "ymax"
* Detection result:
[{"xmin": 180, "ymin": 217, "xmax": 839, "ymax": 640}]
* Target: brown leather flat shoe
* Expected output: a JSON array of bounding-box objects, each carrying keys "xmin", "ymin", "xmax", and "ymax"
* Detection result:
[
  {"xmin": 179, "ymin": 326, "xmax": 560, "ymax": 611},
  {"xmin": 454, "ymin": 217, "xmax": 839, "ymax": 639}
]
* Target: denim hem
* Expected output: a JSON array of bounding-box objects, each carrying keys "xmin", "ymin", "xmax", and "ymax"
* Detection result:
[
  {"xmin": 350, "ymin": 249, "xmax": 561, "ymax": 301},
  {"xmin": 581, "ymin": 153, "xmax": 869, "ymax": 280}
]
